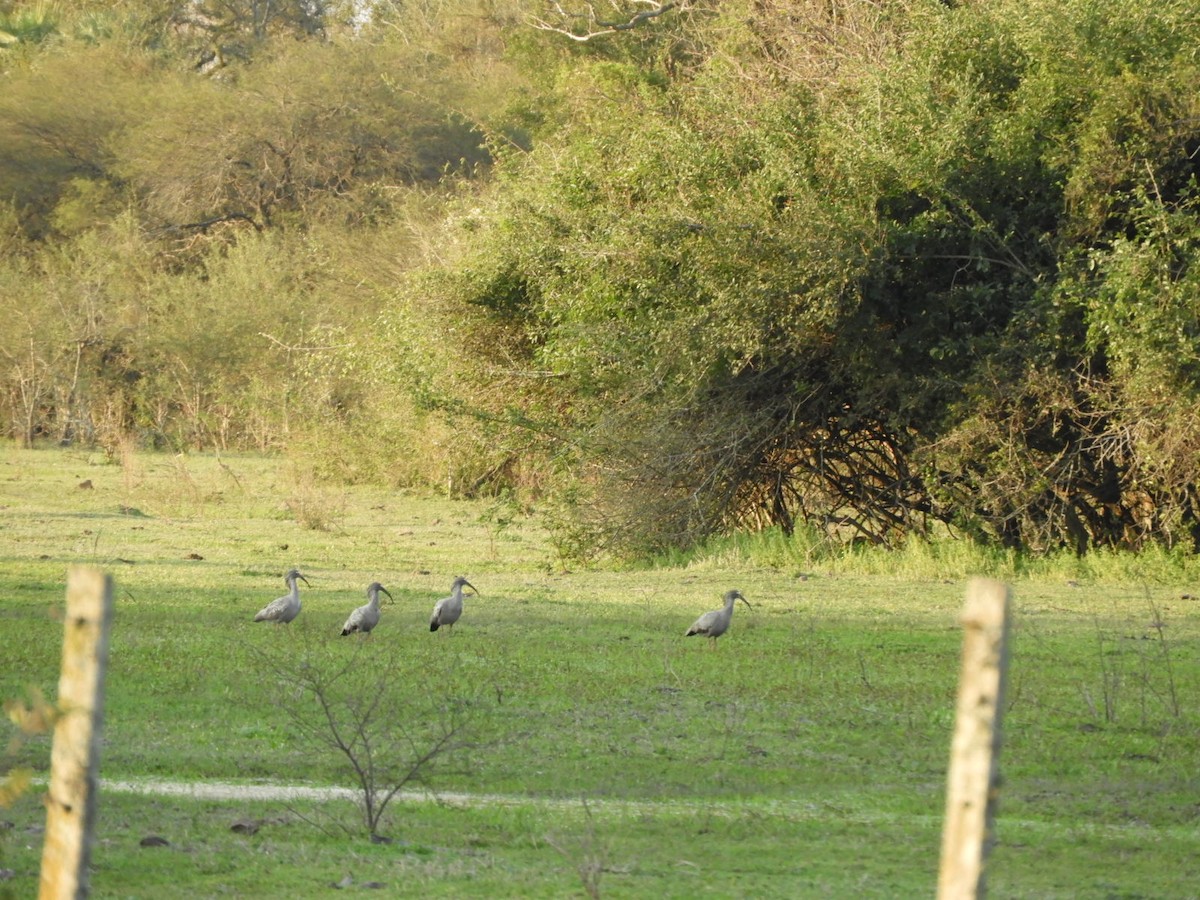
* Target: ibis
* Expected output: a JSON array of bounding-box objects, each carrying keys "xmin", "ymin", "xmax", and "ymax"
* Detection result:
[
  {"xmin": 685, "ymin": 589, "xmax": 751, "ymax": 647},
  {"xmin": 341, "ymin": 582, "xmax": 393, "ymax": 637},
  {"xmin": 253, "ymin": 569, "xmax": 309, "ymax": 624},
  {"xmin": 429, "ymin": 576, "xmax": 478, "ymax": 634}
]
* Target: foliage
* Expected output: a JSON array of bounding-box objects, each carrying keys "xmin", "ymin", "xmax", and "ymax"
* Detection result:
[
  {"xmin": 0, "ymin": 1, "xmax": 58, "ymax": 52},
  {"xmin": 1, "ymin": 687, "xmax": 58, "ymax": 807},
  {"xmin": 418, "ymin": 0, "xmax": 1200, "ymax": 557},
  {"xmin": 2, "ymin": 684, "xmax": 59, "ymax": 898},
  {"xmin": 0, "ymin": 12, "xmax": 513, "ymax": 452},
  {"xmin": 4, "ymin": 0, "xmax": 1200, "ymax": 559}
]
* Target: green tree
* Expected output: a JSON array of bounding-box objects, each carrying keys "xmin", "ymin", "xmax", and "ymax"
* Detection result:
[
  {"xmin": 0, "ymin": 42, "xmax": 156, "ymax": 237},
  {"xmin": 403, "ymin": 0, "xmax": 1200, "ymax": 557}
]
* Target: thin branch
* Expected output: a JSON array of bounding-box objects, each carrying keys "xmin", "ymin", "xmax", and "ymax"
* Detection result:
[
  {"xmin": 531, "ymin": 1, "xmax": 678, "ymax": 42},
  {"xmin": 162, "ymin": 212, "xmax": 262, "ymax": 234}
]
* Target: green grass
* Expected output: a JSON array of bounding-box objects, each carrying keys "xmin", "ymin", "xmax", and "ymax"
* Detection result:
[{"xmin": 2, "ymin": 445, "xmax": 1199, "ymax": 897}]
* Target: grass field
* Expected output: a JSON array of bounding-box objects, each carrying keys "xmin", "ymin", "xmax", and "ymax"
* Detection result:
[{"xmin": 2, "ymin": 445, "xmax": 1199, "ymax": 897}]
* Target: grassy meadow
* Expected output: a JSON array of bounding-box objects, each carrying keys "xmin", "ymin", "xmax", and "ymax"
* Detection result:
[{"xmin": 1, "ymin": 445, "xmax": 1199, "ymax": 897}]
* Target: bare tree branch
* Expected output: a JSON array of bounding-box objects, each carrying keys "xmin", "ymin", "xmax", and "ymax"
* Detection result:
[{"xmin": 531, "ymin": 1, "xmax": 679, "ymax": 42}]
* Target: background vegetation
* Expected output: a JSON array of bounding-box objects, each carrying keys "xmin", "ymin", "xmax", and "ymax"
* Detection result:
[{"xmin": 4, "ymin": 0, "xmax": 1200, "ymax": 561}]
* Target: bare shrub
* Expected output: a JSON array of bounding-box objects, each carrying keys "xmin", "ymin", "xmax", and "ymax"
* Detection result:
[
  {"xmin": 253, "ymin": 638, "xmax": 484, "ymax": 837},
  {"xmin": 545, "ymin": 798, "xmax": 613, "ymax": 900}
]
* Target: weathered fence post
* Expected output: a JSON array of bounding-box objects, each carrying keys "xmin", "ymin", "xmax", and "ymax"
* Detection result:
[
  {"xmin": 38, "ymin": 566, "xmax": 114, "ymax": 900},
  {"xmin": 937, "ymin": 578, "xmax": 1011, "ymax": 900}
]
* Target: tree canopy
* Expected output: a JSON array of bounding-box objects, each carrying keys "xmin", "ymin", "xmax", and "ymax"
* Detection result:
[{"xmin": 3, "ymin": 0, "xmax": 1200, "ymax": 559}]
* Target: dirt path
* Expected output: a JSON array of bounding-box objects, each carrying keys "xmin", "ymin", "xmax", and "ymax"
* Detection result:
[
  {"xmin": 99, "ymin": 777, "xmax": 565, "ymax": 810},
  {"xmin": 100, "ymin": 777, "xmax": 682, "ymax": 811},
  {"xmin": 97, "ymin": 777, "xmax": 816, "ymax": 819},
  {"xmin": 94, "ymin": 778, "xmax": 1168, "ymax": 839},
  {"xmin": 103, "ymin": 778, "xmax": 364, "ymax": 803}
]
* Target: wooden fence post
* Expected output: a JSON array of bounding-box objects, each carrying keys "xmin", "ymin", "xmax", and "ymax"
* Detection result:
[
  {"xmin": 38, "ymin": 566, "xmax": 114, "ymax": 900},
  {"xmin": 937, "ymin": 578, "xmax": 1011, "ymax": 900}
]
